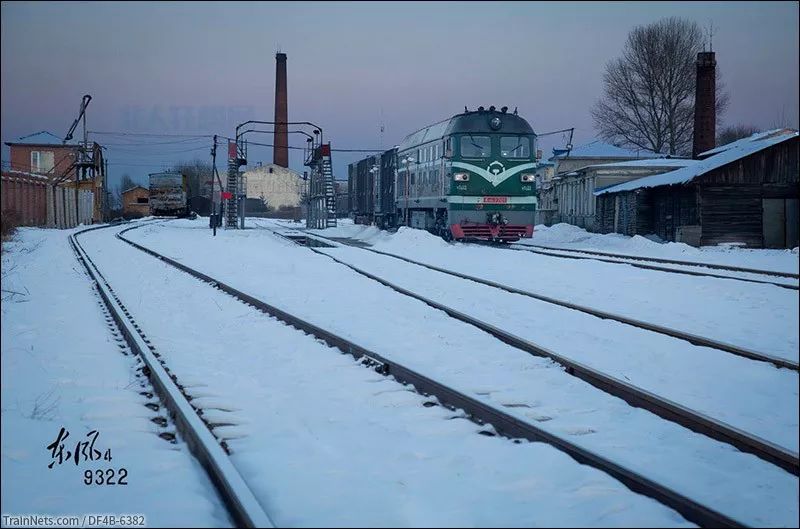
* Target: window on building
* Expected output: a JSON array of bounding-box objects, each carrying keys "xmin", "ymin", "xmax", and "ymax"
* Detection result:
[
  {"xmin": 268, "ymin": 167, "xmax": 274, "ymax": 174},
  {"xmin": 460, "ymin": 136, "xmax": 491, "ymax": 158},
  {"xmin": 30, "ymin": 150, "xmax": 55, "ymax": 173},
  {"xmin": 137, "ymin": 197, "xmax": 149, "ymax": 204}
]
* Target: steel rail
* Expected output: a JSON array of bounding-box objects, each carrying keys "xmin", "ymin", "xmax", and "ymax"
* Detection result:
[
  {"xmin": 114, "ymin": 222, "xmax": 746, "ymax": 528},
  {"xmin": 70, "ymin": 224, "xmax": 275, "ymax": 529},
  {"xmin": 301, "ymin": 231, "xmax": 797, "ymax": 372},
  {"xmin": 507, "ymin": 244, "xmax": 799, "ymax": 290},
  {"xmin": 261, "ymin": 227, "xmax": 799, "ymax": 476},
  {"xmin": 521, "ymin": 244, "xmax": 800, "ymax": 279}
]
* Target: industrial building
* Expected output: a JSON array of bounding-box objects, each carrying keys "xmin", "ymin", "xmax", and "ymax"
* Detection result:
[
  {"xmin": 242, "ymin": 163, "xmax": 304, "ymax": 213},
  {"xmin": 3, "ymin": 130, "xmax": 106, "ymax": 227},
  {"xmin": 540, "ymin": 158, "xmax": 696, "ymax": 229},
  {"xmin": 536, "ymin": 141, "xmax": 661, "ymax": 226}
]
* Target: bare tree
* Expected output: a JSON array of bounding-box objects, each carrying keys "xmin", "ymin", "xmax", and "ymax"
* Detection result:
[
  {"xmin": 168, "ymin": 159, "xmax": 214, "ymax": 199},
  {"xmin": 717, "ymin": 124, "xmax": 760, "ymax": 146},
  {"xmin": 592, "ymin": 17, "xmax": 729, "ymax": 156},
  {"xmin": 111, "ymin": 174, "xmax": 137, "ymax": 209}
]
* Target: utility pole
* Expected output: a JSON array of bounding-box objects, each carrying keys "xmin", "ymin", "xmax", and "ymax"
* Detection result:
[
  {"xmin": 210, "ymin": 135, "xmax": 217, "ymax": 235},
  {"xmin": 64, "ymin": 95, "xmax": 92, "ymax": 225}
]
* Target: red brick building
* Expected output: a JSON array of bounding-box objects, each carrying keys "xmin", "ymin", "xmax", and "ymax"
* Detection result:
[{"xmin": 4, "ymin": 131, "xmax": 106, "ymax": 223}]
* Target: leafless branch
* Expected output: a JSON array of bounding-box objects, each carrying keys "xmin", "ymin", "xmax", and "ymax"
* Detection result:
[{"xmin": 593, "ymin": 17, "xmax": 729, "ymax": 156}]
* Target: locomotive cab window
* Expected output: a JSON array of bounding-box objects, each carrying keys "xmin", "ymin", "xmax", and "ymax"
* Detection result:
[
  {"xmin": 500, "ymin": 136, "xmax": 531, "ymax": 159},
  {"xmin": 460, "ymin": 135, "xmax": 490, "ymax": 158}
]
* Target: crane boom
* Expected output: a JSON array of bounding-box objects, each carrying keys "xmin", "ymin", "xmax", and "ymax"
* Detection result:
[{"xmin": 64, "ymin": 95, "xmax": 92, "ymax": 144}]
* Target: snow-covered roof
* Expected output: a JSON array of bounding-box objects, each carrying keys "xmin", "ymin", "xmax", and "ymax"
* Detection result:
[
  {"xmin": 698, "ymin": 128, "xmax": 790, "ymax": 157},
  {"xmin": 551, "ymin": 140, "xmax": 660, "ymax": 160},
  {"xmin": 6, "ymin": 130, "xmax": 74, "ymax": 146},
  {"xmin": 596, "ymin": 129, "xmax": 798, "ymax": 195},
  {"xmin": 582, "ymin": 158, "xmax": 697, "ymax": 171},
  {"xmin": 122, "ymin": 185, "xmax": 148, "ymax": 194}
]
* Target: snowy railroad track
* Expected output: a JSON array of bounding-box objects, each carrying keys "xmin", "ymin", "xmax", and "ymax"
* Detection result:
[
  {"xmin": 303, "ymin": 231, "xmax": 797, "ymax": 372},
  {"xmin": 99, "ymin": 221, "xmax": 748, "ymax": 528},
  {"xmin": 116, "ymin": 219, "xmax": 800, "ymax": 526},
  {"xmin": 70, "ymin": 225, "xmax": 274, "ymax": 529},
  {"xmin": 261, "ymin": 226, "xmax": 798, "ymax": 476},
  {"xmin": 521, "ymin": 244, "xmax": 800, "ymax": 280},
  {"xmin": 508, "ymin": 244, "xmax": 799, "ymax": 290}
]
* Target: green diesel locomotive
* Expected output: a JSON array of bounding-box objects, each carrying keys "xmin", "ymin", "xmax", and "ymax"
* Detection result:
[{"xmin": 348, "ymin": 106, "xmax": 539, "ymax": 242}]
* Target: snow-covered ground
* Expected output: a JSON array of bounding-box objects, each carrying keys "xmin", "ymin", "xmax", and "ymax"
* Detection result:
[
  {"xmin": 523, "ymin": 223, "xmax": 800, "ymax": 274},
  {"xmin": 1, "ymin": 227, "xmax": 229, "ymax": 527},
  {"xmin": 307, "ymin": 220, "xmax": 800, "ymax": 275},
  {"xmin": 305, "ymin": 241, "xmax": 799, "ymax": 452},
  {"xmin": 76, "ymin": 223, "xmax": 692, "ymax": 527},
  {"xmin": 123, "ymin": 218, "xmax": 798, "ymax": 527},
  {"xmin": 304, "ymin": 220, "xmax": 798, "ymax": 362}
]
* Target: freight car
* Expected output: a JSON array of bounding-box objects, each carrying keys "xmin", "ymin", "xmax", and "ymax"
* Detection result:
[
  {"xmin": 149, "ymin": 172, "xmax": 189, "ymax": 217},
  {"xmin": 348, "ymin": 106, "xmax": 539, "ymax": 242}
]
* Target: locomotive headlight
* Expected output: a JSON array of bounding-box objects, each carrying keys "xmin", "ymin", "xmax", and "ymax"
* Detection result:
[
  {"xmin": 520, "ymin": 173, "xmax": 535, "ymax": 182},
  {"xmin": 453, "ymin": 173, "xmax": 470, "ymax": 182}
]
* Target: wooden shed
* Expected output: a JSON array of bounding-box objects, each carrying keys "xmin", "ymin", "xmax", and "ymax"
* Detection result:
[
  {"xmin": 594, "ymin": 130, "xmax": 799, "ymax": 248},
  {"xmin": 122, "ymin": 185, "xmax": 150, "ymax": 218}
]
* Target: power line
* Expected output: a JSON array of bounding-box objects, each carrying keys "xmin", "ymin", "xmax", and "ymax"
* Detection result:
[
  {"xmin": 89, "ymin": 131, "xmax": 213, "ymax": 138},
  {"xmin": 245, "ymin": 139, "xmax": 383, "ymax": 153},
  {"xmin": 91, "ymin": 130, "xmax": 383, "ymax": 152},
  {"xmin": 100, "ymin": 137, "xmax": 210, "ymax": 147},
  {"xmin": 88, "ymin": 130, "xmax": 237, "ymax": 142},
  {"xmin": 103, "ymin": 145, "xmax": 211, "ymax": 156}
]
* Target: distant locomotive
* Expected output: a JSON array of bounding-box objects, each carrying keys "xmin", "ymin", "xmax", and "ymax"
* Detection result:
[
  {"xmin": 348, "ymin": 106, "xmax": 539, "ymax": 242},
  {"xmin": 149, "ymin": 172, "xmax": 189, "ymax": 217}
]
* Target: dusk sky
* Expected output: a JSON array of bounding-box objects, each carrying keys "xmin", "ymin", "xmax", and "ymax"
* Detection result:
[{"xmin": 2, "ymin": 1, "xmax": 798, "ymax": 186}]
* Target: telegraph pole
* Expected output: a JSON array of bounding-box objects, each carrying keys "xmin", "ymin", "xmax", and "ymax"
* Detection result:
[{"xmin": 210, "ymin": 135, "xmax": 218, "ymax": 235}]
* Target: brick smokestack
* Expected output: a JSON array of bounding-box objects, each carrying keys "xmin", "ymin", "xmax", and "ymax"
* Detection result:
[
  {"xmin": 693, "ymin": 51, "xmax": 716, "ymax": 158},
  {"xmin": 273, "ymin": 52, "xmax": 288, "ymax": 167}
]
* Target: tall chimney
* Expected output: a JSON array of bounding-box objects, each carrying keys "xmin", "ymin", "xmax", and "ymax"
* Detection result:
[
  {"xmin": 693, "ymin": 51, "xmax": 716, "ymax": 158},
  {"xmin": 273, "ymin": 52, "xmax": 288, "ymax": 167}
]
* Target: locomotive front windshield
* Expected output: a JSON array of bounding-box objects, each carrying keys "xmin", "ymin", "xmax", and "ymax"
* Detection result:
[
  {"xmin": 460, "ymin": 135, "xmax": 491, "ymax": 158},
  {"xmin": 500, "ymin": 136, "xmax": 531, "ymax": 159},
  {"xmin": 458, "ymin": 134, "xmax": 535, "ymax": 160}
]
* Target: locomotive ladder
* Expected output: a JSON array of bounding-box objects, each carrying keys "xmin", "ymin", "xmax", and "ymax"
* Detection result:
[{"xmin": 322, "ymin": 155, "xmax": 337, "ymax": 228}]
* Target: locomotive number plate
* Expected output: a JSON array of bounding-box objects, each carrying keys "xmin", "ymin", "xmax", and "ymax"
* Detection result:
[{"xmin": 482, "ymin": 196, "xmax": 508, "ymax": 204}]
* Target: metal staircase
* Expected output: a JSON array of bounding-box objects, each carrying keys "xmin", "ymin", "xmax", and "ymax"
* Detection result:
[
  {"xmin": 306, "ymin": 143, "xmax": 336, "ymax": 229},
  {"xmin": 225, "ymin": 159, "xmax": 239, "ymax": 228},
  {"xmin": 321, "ymin": 155, "xmax": 337, "ymax": 228}
]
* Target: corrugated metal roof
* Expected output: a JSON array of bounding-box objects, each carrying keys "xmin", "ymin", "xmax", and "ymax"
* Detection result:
[{"xmin": 595, "ymin": 130, "xmax": 798, "ymax": 195}]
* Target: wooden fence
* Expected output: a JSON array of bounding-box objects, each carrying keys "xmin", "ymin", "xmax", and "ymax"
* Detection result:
[{"xmin": 2, "ymin": 171, "xmax": 94, "ymax": 229}]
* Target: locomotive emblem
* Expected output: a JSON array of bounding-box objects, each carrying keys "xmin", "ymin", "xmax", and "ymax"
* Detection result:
[{"xmin": 487, "ymin": 161, "xmax": 505, "ymax": 175}]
